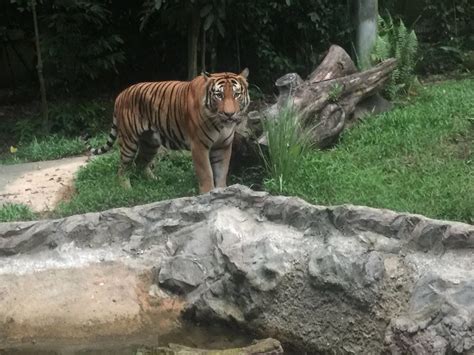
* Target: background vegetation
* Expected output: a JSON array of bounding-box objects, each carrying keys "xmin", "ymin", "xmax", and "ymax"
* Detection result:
[
  {"xmin": 0, "ymin": 1, "xmax": 472, "ymax": 223},
  {"xmin": 2, "ymin": 1, "xmax": 471, "ymax": 95}
]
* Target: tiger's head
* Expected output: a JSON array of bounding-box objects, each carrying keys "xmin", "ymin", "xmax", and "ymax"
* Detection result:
[{"xmin": 202, "ymin": 68, "xmax": 250, "ymax": 124}]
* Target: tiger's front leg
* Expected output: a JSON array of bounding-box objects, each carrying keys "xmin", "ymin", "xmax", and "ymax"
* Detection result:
[
  {"xmin": 210, "ymin": 144, "xmax": 232, "ymax": 188},
  {"xmin": 191, "ymin": 141, "xmax": 215, "ymax": 193}
]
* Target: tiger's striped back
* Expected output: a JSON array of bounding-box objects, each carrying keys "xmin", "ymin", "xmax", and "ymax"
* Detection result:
[{"xmin": 84, "ymin": 69, "xmax": 250, "ymax": 193}]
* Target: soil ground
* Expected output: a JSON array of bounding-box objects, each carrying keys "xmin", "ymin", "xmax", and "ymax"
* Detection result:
[{"xmin": 0, "ymin": 156, "xmax": 88, "ymax": 212}]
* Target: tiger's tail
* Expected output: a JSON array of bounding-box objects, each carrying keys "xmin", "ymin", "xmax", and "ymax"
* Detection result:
[{"xmin": 82, "ymin": 117, "xmax": 118, "ymax": 155}]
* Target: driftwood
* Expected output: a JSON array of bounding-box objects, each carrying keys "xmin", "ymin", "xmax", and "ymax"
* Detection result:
[
  {"xmin": 137, "ymin": 338, "xmax": 283, "ymax": 355},
  {"xmin": 230, "ymin": 45, "xmax": 396, "ymax": 172}
]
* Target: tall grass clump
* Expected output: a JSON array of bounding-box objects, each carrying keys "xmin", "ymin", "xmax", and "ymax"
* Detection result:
[
  {"xmin": 371, "ymin": 14, "xmax": 419, "ymax": 99},
  {"xmin": 259, "ymin": 104, "xmax": 312, "ymax": 193}
]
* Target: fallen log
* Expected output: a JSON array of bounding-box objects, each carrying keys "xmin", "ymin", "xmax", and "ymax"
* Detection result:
[
  {"xmin": 137, "ymin": 338, "xmax": 283, "ymax": 355},
  {"xmin": 230, "ymin": 45, "xmax": 396, "ymax": 172}
]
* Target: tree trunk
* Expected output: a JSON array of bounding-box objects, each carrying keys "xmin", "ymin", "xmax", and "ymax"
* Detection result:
[
  {"xmin": 187, "ymin": 6, "xmax": 200, "ymax": 80},
  {"xmin": 31, "ymin": 0, "xmax": 49, "ymax": 133},
  {"xmin": 230, "ymin": 45, "xmax": 396, "ymax": 173},
  {"xmin": 356, "ymin": 0, "xmax": 378, "ymax": 69},
  {"xmin": 200, "ymin": 27, "xmax": 206, "ymax": 73},
  {"xmin": 235, "ymin": 25, "xmax": 241, "ymax": 72},
  {"xmin": 209, "ymin": 29, "xmax": 217, "ymax": 73},
  {"xmin": 270, "ymin": 45, "xmax": 395, "ymax": 148}
]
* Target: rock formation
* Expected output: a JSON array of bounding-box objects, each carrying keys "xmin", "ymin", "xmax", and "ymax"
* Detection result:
[{"xmin": 0, "ymin": 185, "xmax": 472, "ymax": 354}]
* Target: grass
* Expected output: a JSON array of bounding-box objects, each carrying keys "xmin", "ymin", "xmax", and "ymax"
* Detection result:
[
  {"xmin": 272, "ymin": 79, "xmax": 473, "ymax": 223},
  {"xmin": 0, "ymin": 79, "xmax": 472, "ymax": 223},
  {"xmin": 260, "ymin": 104, "xmax": 312, "ymax": 193},
  {"xmin": 55, "ymin": 150, "xmax": 198, "ymax": 217},
  {"xmin": 0, "ymin": 203, "xmax": 36, "ymax": 222},
  {"xmin": 0, "ymin": 133, "xmax": 108, "ymax": 164}
]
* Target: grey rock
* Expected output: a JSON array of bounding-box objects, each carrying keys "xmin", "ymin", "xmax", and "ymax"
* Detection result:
[
  {"xmin": 387, "ymin": 274, "xmax": 474, "ymax": 354},
  {"xmin": 0, "ymin": 184, "xmax": 472, "ymax": 354},
  {"xmin": 308, "ymin": 237, "xmax": 385, "ymax": 306}
]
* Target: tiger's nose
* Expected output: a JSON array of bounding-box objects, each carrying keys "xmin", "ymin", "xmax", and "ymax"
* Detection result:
[{"xmin": 224, "ymin": 112, "xmax": 235, "ymax": 119}]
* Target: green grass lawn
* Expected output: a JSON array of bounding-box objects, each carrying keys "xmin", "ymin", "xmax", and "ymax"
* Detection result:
[
  {"xmin": 55, "ymin": 151, "xmax": 198, "ymax": 217},
  {"xmin": 276, "ymin": 79, "xmax": 473, "ymax": 223},
  {"xmin": 1, "ymin": 79, "xmax": 472, "ymax": 223}
]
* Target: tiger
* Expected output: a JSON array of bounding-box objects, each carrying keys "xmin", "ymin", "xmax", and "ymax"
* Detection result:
[{"xmin": 83, "ymin": 69, "xmax": 250, "ymax": 193}]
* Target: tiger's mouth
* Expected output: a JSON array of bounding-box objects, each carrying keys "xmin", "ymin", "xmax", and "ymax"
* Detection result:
[{"xmin": 218, "ymin": 115, "xmax": 241, "ymax": 125}]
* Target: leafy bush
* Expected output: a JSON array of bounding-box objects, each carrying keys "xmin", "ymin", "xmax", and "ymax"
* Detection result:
[
  {"xmin": 419, "ymin": 0, "xmax": 473, "ymax": 46},
  {"xmin": 41, "ymin": 0, "xmax": 125, "ymax": 90},
  {"xmin": 230, "ymin": 0, "xmax": 353, "ymax": 88},
  {"xmin": 372, "ymin": 15, "xmax": 418, "ymax": 99},
  {"xmin": 47, "ymin": 100, "xmax": 111, "ymax": 136},
  {"xmin": 379, "ymin": 0, "xmax": 473, "ymax": 75},
  {"xmin": 259, "ymin": 104, "xmax": 313, "ymax": 193},
  {"xmin": 12, "ymin": 100, "xmax": 112, "ymax": 142}
]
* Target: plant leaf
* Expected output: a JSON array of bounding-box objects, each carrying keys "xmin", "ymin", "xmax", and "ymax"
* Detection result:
[
  {"xmin": 204, "ymin": 13, "xmax": 214, "ymax": 31},
  {"xmin": 200, "ymin": 4, "xmax": 212, "ymax": 17},
  {"xmin": 154, "ymin": 0, "xmax": 162, "ymax": 11},
  {"xmin": 216, "ymin": 18, "xmax": 225, "ymax": 37}
]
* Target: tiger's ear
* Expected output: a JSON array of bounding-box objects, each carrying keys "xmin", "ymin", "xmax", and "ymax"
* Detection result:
[
  {"xmin": 202, "ymin": 71, "xmax": 211, "ymax": 81},
  {"xmin": 239, "ymin": 68, "xmax": 249, "ymax": 79}
]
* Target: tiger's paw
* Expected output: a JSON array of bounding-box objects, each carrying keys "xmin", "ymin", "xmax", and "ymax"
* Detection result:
[
  {"xmin": 119, "ymin": 176, "xmax": 132, "ymax": 189},
  {"xmin": 143, "ymin": 167, "xmax": 157, "ymax": 181}
]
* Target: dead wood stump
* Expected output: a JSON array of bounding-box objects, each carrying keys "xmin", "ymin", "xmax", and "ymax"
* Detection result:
[{"xmin": 230, "ymin": 44, "xmax": 396, "ymax": 174}]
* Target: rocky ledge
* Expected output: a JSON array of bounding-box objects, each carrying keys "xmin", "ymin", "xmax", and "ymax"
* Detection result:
[{"xmin": 0, "ymin": 185, "xmax": 472, "ymax": 354}]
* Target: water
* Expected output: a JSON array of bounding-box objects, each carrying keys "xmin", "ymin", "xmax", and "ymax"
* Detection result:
[{"xmin": 0, "ymin": 324, "xmax": 255, "ymax": 355}]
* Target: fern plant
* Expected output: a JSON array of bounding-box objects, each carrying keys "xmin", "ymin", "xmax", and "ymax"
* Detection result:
[{"xmin": 372, "ymin": 15, "xmax": 418, "ymax": 99}]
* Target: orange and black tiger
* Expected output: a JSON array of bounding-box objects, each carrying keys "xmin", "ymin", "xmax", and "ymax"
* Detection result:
[{"xmin": 83, "ymin": 69, "xmax": 250, "ymax": 193}]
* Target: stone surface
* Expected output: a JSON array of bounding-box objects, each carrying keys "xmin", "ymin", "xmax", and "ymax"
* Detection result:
[{"xmin": 0, "ymin": 184, "xmax": 472, "ymax": 353}]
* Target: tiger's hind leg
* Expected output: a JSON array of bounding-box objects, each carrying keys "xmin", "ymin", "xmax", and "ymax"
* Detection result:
[
  {"xmin": 118, "ymin": 135, "xmax": 139, "ymax": 189},
  {"xmin": 136, "ymin": 131, "xmax": 161, "ymax": 181}
]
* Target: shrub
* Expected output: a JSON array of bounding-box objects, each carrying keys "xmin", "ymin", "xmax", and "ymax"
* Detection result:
[
  {"xmin": 41, "ymin": 0, "xmax": 125, "ymax": 90},
  {"xmin": 372, "ymin": 15, "xmax": 418, "ymax": 99}
]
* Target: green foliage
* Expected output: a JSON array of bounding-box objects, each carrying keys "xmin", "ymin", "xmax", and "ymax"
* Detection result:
[
  {"xmin": 40, "ymin": 0, "xmax": 125, "ymax": 90},
  {"xmin": 420, "ymin": 0, "xmax": 473, "ymax": 46},
  {"xmin": 328, "ymin": 83, "xmax": 343, "ymax": 103},
  {"xmin": 418, "ymin": 0, "xmax": 473, "ymax": 74},
  {"xmin": 230, "ymin": 0, "xmax": 353, "ymax": 87},
  {"xmin": 259, "ymin": 104, "xmax": 313, "ymax": 193},
  {"xmin": 379, "ymin": 0, "xmax": 473, "ymax": 75},
  {"xmin": 272, "ymin": 79, "xmax": 474, "ymax": 223},
  {"xmin": 47, "ymin": 100, "xmax": 111, "ymax": 136},
  {"xmin": 0, "ymin": 203, "xmax": 36, "ymax": 222},
  {"xmin": 372, "ymin": 15, "xmax": 418, "ymax": 99},
  {"xmin": 5, "ymin": 0, "xmax": 354, "ymax": 92},
  {"xmin": 11, "ymin": 100, "xmax": 111, "ymax": 142}
]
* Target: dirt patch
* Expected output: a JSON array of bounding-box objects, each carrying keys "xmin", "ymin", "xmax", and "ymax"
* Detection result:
[
  {"xmin": 0, "ymin": 156, "xmax": 88, "ymax": 213},
  {"xmin": 0, "ymin": 262, "xmax": 188, "ymax": 350}
]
